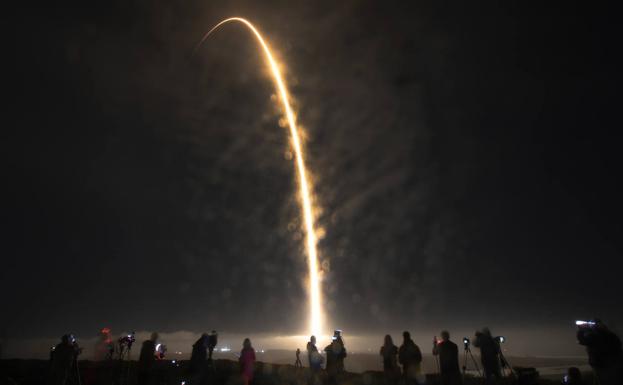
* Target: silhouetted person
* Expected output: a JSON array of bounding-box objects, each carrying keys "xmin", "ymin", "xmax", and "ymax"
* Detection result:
[
  {"xmin": 333, "ymin": 331, "xmax": 347, "ymax": 373},
  {"xmin": 380, "ymin": 334, "xmax": 399, "ymax": 385},
  {"xmin": 325, "ymin": 337, "xmax": 346, "ymax": 385},
  {"xmin": 306, "ymin": 335, "xmax": 316, "ymax": 365},
  {"xmin": 307, "ymin": 335, "xmax": 322, "ymax": 370},
  {"xmin": 563, "ymin": 367, "xmax": 584, "ymax": 385},
  {"xmin": 207, "ymin": 330, "xmax": 218, "ymax": 360},
  {"xmin": 577, "ymin": 320, "xmax": 623, "ymax": 385},
  {"xmin": 189, "ymin": 333, "xmax": 209, "ymax": 383},
  {"xmin": 89, "ymin": 328, "xmax": 113, "ymax": 385},
  {"xmin": 433, "ymin": 331, "xmax": 461, "ymax": 385},
  {"xmin": 49, "ymin": 334, "xmax": 80, "ymax": 385},
  {"xmin": 307, "ymin": 335, "xmax": 322, "ymax": 385},
  {"xmin": 333, "ymin": 330, "xmax": 345, "ymax": 348},
  {"xmin": 94, "ymin": 327, "xmax": 114, "ymax": 361},
  {"xmin": 399, "ymin": 331, "xmax": 423, "ymax": 385},
  {"xmin": 473, "ymin": 328, "xmax": 501, "ymax": 381},
  {"xmin": 295, "ymin": 348, "xmax": 303, "ymax": 368},
  {"xmin": 138, "ymin": 332, "xmax": 158, "ymax": 385},
  {"xmin": 239, "ymin": 338, "xmax": 256, "ymax": 385}
]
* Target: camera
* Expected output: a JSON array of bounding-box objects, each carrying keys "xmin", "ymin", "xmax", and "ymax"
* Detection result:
[
  {"xmin": 69, "ymin": 335, "xmax": 83, "ymax": 356},
  {"xmin": 119, "ymin": 332, "xmax": 136, "ymax": 349},
  {"xmin": 496, "ymin": 336, "xmax": 506, "ymax": 343},
  {"xmin": 155, "ymin": 343, "xmax": 167, "ymax": 360},
  {"xmin": 333, "ymin": 329, "xmax": 344, "ymax": 345},
  {"xmin": 463, "ymin": 337, "xmax": 470, "ymax": 348}
]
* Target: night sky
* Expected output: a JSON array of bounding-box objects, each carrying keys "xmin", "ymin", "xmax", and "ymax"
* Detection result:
[{"xmin": 3, "ymin": 1, "xmax": 622, "ymax": 356}]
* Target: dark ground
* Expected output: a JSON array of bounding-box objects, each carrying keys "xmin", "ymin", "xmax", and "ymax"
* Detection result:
[{"xmin": 0, "ymin": 359, "xmax": 589, "ymax": 385}]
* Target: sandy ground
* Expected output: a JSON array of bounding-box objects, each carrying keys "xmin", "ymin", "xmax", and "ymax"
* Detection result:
[
  {"xmin": 216, "ymin": 350, "xmax": 588, "ymax": 377},
  {"xmin": 1, "ymin": 357, "xmax": 587, "ymax": 385}
]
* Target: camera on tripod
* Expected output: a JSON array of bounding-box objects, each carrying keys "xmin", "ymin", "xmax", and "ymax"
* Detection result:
[
  {"xmin": 119, "ymin": 332, "xmax": 136, "ymax": 349},
  {"xmin": 462, "ymin": 337, "xmax": 470, "ymax": 349},
  {"xmin": 117, "ymin": 331, "xmax": 136, "ymax": 361}
]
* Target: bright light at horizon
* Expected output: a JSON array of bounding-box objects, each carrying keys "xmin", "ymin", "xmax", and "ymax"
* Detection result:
[{"xmin": 196, "ymin": 17, "xmax": 324, "ymax": 337}]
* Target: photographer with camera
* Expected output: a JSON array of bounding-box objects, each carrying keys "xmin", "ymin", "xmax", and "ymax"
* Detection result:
[
  {"xmin": 473, "ymin": 328, "xmax": 501, "ymax": 382},
  {"xmin": 138, "ymin": 332, "xmax": 159, "ymax": 385},
  {"xmin": 576, "ymin": 319, "xmax": 623, "ymax": 385},
  {"xmin": 324, "ymin": 332, "xmax": 347, "ymax": 385},
  {"xmin": 433, "ymin": 331, "xmax": 461, "ymax": 385},
  {"xmin": 333, "ymin": 330, "xmax": 347, "ymax": 374},
  {"xmin": 49, "ymin": 334, "xmax": 81, "ymax": 385}
]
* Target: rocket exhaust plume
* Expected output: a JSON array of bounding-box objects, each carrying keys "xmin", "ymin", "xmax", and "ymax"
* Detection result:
[{"xmin": 195, "ymin": 18, "xmax": 324, "ymax": 337}]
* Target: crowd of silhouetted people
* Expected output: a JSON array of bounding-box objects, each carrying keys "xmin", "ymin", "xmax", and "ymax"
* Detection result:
[{"xmin": 44, "ymin": 319, "xmax": 623, "ymax": 385}]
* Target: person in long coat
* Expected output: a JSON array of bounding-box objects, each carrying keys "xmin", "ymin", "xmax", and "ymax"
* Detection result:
[{"xmin": 239, "ymin": 338, "xmax": 256, "ymax": 385}]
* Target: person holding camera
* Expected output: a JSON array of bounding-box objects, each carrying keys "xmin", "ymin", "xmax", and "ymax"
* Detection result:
[
  {"xmin": 325, "ymin": 335, "xmax": 347, "ymax": 385},
  {"xmin": 49, "ymin": 334, "xmax": 81, "ymax": 385},
  {"xmin": 473, "ymin": 328, "xmax": 501, "ymax": 381},
  {"xmin": 138, "ymin": 332, "xmax": 159, "ymax": 385},
  {"xmin": 576, "ymin": 319, "xmax": 623, "ymax": 385},
  {"xmin": 433, "ymin": 331, "xmax": 461, "ymax": 385}
]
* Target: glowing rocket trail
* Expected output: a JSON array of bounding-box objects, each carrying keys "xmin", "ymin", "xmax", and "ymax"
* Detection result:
[{"xmin": 195, "ymin": 17, "xmax": 323, "ymax": 337}]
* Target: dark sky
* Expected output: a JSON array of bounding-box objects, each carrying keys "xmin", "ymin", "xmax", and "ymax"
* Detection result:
[{"xmin": 3, "ymin": 1, "xmax": 622, "ymax": 354}]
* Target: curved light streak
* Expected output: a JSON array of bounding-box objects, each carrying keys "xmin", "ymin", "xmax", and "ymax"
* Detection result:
[{"xmin": 195, "ymin": 17, "xmax": 323, "ymax": 337}]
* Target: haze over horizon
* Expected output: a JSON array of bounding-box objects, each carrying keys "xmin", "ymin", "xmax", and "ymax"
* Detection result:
[
  {"xmin": 3, "ymin": 0, "xmax": 621, "ymax": 361},
  {"xmin": 2, "ymin": 328, "xmax": 591, "ymax": 361}
]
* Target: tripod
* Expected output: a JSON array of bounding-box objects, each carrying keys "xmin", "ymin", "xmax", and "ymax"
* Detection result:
[
  {"xmin": 117, "ymin": 343, "xmax": 133, "ymax": 385},
  {"xmin": 62, "ymin": 358, "xmax": 82, "ymax": 385},
  {"xmin": 462, "ymin": 344, "xmax": 482, "ymax": 380},
  {"xmin": 498, "ymin": 349, "xmax": 515, "ymax": 378},
  {"xmin": 73, "ymin": 359, "xmax": 82, "ymax": 385}
]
